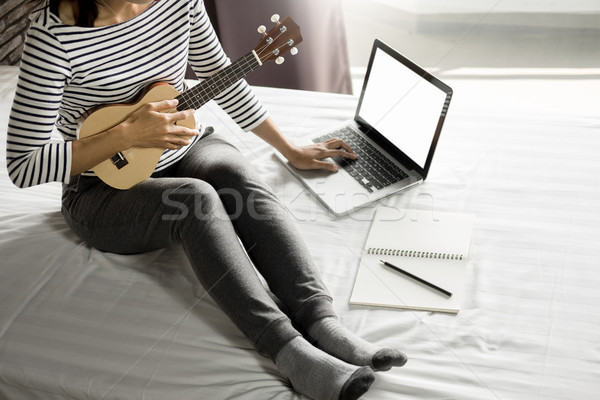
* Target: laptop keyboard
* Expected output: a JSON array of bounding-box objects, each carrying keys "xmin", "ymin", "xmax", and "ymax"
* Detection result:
[{"xmin": 313, "ymin": 126, "xmax": 409, "ymax": 193}]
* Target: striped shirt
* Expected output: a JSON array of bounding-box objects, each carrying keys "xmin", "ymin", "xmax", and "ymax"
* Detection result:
[{"xmin": 6, "ymin": 0, "xmax": 269, "ymax": 188}]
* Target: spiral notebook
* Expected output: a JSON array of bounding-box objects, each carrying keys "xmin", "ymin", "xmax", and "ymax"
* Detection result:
[{"xmin": 350, "ymin": 207, "xmax": 475, "ymax": 314}]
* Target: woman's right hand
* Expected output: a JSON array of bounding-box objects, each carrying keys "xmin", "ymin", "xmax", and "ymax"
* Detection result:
[
  {"xmin": 70, "ymin": 99, "xmax": 199, "ymax": 177},
  {"xmin": 120, "ymin": 99, "xmax": 200, "ymax": 150}
]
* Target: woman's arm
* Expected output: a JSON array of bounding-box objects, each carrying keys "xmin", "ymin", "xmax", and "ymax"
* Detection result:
[
  {"xmin": 186, "ymin": 2, "xmax": 355, "ymax": 172},
  {"xmin": 251, "ymin": 116, "xmax": 357, "ymax": 172},
  {"xmin": 6, "ymin": 20, "xmax": 72, "ymax": 188},
  {"xmin": 187, "ymin": 1, "xmax": 269, "ymax": 132}
]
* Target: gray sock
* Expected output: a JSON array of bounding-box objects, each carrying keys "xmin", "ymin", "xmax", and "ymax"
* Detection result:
[
  {"xmin": 308, "ymin": 317, "xmax": 407, "ymax": 371},
  {"xmin": 275, "ymin": 336, "xmax": 375, "ymax": 400}
]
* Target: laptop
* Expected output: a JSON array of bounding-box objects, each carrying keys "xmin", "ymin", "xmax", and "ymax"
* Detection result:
[{"xmin": 274, "ymin": 39, "xmax": 453, "ymax": 216}]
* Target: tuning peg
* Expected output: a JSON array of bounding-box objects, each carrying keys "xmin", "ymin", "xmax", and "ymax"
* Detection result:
[
  {"xmin": 271, "ymin": 14, "xmax": 280, "ymax": 24},
  {"xmin": 257, "ymin": 25, "xmax": 266, "ymax": 35},
  {"xmin": 290, "ymin": 47, "xmax": 298, "ymax": 56},
  {"xmin": 275, "ymin": 56, "xmax": 285, "ymax": 65}
]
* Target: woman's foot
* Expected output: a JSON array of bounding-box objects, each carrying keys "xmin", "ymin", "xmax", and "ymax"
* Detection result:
[
  {"xmin": 275, "ymin": 336, "xmax": 376, "ymax": 400},
  {"xmin": 308, "ymin": 317, "xmax": 407, "ymax": 371}
]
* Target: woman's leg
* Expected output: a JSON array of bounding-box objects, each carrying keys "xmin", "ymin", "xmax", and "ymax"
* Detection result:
[
  {"xmin": 62, "ymin": 174, "xmax": 298, "ymax": 359},
  {"xmin": 174, "ymin": 134, "xmax": 336, "ymax": 330},
  {"xmin": 175, "ymin": 134, "xmax": 407, "ymax": 371},
  {"xmin": 62, "ymin": 168, "xmax": 375, "ymax": 399}
]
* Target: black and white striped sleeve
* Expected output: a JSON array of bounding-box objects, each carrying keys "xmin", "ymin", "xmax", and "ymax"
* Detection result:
[
  {"xmin": 6, "ymin": 20, "xmax": 72, "ymax": 188},
  {"xmin": 187, "ymin": 0, "xmax": 268, "ymax": 132}
]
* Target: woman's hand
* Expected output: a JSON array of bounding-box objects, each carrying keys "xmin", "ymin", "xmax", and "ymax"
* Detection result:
[
  {"xmin": 286, "ymin": 138, "xmax": 358, "ymax": 172},
  {"xmin": 71, "ymin": 99, "xmax": 199, "ymax": 177},
  {"xmin": 120, "ymin": 99, "xmax": 200, "ymax": 150},
  {"xmin": 251, "ymin": 117, "xmax": 358, "ymax": 172}
]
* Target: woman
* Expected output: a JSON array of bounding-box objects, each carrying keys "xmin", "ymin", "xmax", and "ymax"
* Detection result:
[{"xmin": 8, "ymin": 1, "xmax": 407, "ymax": 399}]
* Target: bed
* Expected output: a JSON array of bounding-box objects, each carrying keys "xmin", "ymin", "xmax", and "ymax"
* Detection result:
[{"xmin": 1, "ymin": 64, "xmax": 599, "ymax": 400}]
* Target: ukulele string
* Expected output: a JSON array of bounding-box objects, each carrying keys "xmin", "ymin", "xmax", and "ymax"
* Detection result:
[
  {"xmin": 255, "ymin": 27, "xmax": 291, "ymax": 62},
  {"xmin": 257, "ymin": 42, "xmax": 291, "ymax": 64},
  {"xmin": 187, "ymin": 53, "xmax": 257, "ymax": 108},
  {"xmin": 183, "ymin": 27, "xmax": 291, "ymax": 108}
]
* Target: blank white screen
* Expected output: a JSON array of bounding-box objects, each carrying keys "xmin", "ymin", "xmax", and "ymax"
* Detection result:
[{"xmin": 358, "ymin": 49, "xmax": 447, "ymax": 169}]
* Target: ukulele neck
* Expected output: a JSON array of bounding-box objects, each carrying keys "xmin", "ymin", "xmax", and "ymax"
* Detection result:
[{"xmin": 175, "ymin": 51, "xmax": 262, "ymax": 111}]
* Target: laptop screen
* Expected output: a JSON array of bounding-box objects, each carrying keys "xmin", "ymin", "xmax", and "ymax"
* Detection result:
[{"xmin": 356, "ymin": 41, "xmax": 450, "ymax": 171}]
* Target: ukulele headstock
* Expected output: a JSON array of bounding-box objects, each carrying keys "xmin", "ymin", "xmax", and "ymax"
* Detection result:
[{"xmin": 254, "ymin": 14, "xmax": 302, "ymax": 65}]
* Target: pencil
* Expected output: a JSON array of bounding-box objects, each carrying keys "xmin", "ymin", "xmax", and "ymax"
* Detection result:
[{"xmin": 380, "ymin": 260, "xmax": 453, "ymax": 298}]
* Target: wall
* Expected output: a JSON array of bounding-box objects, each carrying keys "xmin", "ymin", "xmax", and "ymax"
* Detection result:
[
  {"xmin": 0, "ymin": 0, "xmax": 39, "ymax": 65},
  {"xmin": 342, "ymin": 0, "xmax": 600, "ymax": 71}
]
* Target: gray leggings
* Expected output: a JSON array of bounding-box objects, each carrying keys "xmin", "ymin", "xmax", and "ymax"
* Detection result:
[{"xmin": 61, "ymin": 133, "xmax": 336, "ymax": 360}]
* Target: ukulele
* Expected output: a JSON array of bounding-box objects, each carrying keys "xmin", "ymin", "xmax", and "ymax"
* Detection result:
[{"xmin": 79, "ymin": 14, "xmax": 302, "ymax": 190}]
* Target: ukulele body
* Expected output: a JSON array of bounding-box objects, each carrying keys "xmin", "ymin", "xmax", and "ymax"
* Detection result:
[{"xmin": 78, "ymin": 83, "xmax": 196, "ymax": 190}]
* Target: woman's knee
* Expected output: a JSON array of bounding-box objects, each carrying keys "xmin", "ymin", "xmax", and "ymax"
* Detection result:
[
  {"xmin": 161, "ymin": 179, "xmax": 226, "ymax": 222},
  {"xmin": 208, "ymin": 156, "xmax": 257, "ymax": 188}
]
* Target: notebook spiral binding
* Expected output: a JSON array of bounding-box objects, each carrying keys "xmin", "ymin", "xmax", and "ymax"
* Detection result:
[{"xmin": 366, "ymin": 247, "xmax": 464, "ymax": 260}]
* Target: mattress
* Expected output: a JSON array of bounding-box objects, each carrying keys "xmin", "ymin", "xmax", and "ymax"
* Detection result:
[{"xmin": 1, "ymin": 64, "xmax": 599, "ymax": 399}]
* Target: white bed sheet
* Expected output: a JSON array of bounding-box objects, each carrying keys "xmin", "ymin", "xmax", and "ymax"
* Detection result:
[{"xmin": 1, "ymin": 64, "xmax": 600, "ymax": 400}]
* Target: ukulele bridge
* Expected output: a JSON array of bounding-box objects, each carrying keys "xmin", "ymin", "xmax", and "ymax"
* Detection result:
[{"xmin": 111, "ymin": 152, "xmax": 129, "ymax": 169}]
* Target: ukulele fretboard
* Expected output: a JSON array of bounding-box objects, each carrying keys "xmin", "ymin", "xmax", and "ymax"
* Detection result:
[{"xmin": 176, "ymin": 51, "xmax": 261, "ymax": 111}]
